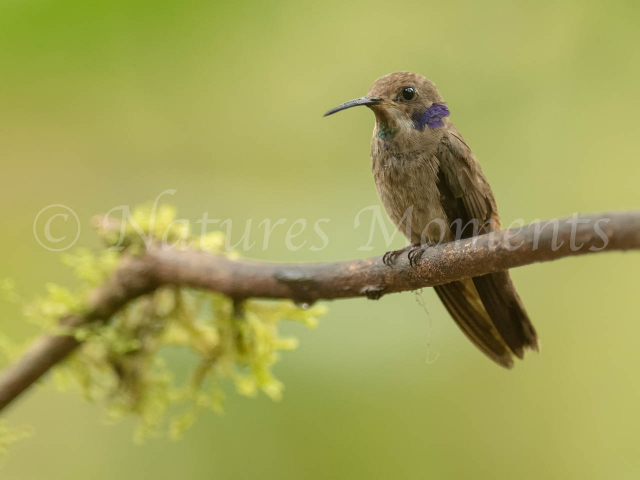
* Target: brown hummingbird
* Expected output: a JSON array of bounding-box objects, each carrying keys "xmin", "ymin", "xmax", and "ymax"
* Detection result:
[{"xmin": 324, "ymin": 72, "xmax": 538, "ymax": 368}]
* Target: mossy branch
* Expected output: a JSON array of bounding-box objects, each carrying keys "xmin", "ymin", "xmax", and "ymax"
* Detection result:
[{"xmin": 1, "ymin": 211, "xmax": 639, "ymax": 415}]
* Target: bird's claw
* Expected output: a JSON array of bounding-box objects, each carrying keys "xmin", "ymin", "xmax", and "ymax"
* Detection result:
[
  {"xmin": 382, "ymin": 246, "xmax": 411, "ymax": 266},
  {"xmin": 383, "ymin": 244, "xmax": 428, "ymax": 267},
  {"xmin": 407, "ymin": 245, "xmax": 427, "ymax": 267},
  {"xmin": 382, "ymin": 249, "xmax": 401, "ymax": 266}
]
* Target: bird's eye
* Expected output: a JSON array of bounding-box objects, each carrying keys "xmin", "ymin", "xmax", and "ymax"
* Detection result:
[{"xmin": 402, "ymin": 86, "xmax": 416, "ymax": 100}]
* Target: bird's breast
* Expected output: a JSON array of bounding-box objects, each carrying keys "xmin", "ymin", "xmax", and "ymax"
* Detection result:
[{"xmin": 371, "ymin": 146, "xmax": 452, "ymax": 245}]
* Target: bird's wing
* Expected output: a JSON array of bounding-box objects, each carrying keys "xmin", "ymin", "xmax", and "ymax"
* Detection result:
[{"xmin": 433, "ymin": 129, "xmax": 538, "ymax": 365}]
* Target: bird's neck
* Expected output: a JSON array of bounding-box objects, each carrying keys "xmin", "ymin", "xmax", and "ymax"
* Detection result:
[{"xmin": 378, "ymin": 122, "xmax": 399, "ymax": 141}]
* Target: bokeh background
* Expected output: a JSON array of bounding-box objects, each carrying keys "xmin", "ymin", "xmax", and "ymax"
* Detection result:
[{"xmin": 1, "ymin": 0, "xmax": 640, "ymax": 478}]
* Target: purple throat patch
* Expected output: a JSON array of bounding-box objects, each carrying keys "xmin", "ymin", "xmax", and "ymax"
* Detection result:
[{"xmin": 412, "ymin": 104, "xmax": 450, "ymax": 131}]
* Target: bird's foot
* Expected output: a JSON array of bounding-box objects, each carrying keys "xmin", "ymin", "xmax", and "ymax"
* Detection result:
[
  {"xmin": 407, "ymin": 244, "xmax": 429, "ymax": 267},
  {"xmin": 382, "ymin": 245, "xmax": 412, "ymax": 266}
]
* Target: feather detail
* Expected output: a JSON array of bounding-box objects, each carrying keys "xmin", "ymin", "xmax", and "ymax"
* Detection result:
[{"xmin": 413, "ymin": 104, "xmax": 450, "ymax": 131}]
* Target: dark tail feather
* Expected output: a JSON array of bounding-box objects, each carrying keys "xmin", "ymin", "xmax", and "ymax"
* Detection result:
[
  {"xmin": 472, "ymin": 272, "xmax": 539, "ymax": 358},
  {"xmin": 434, "ymin": 279, "xmax": 514, "ymax": 368}
]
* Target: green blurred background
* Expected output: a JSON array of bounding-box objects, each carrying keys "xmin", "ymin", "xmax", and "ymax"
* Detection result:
[{"xmin": 1, "ymin": 0, "xmax": 640, "ymax": 478}]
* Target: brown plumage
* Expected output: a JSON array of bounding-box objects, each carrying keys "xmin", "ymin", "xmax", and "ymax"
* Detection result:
[{"xmin": 325, "ymin": 72, "xmax": 538, "ymax": 368}]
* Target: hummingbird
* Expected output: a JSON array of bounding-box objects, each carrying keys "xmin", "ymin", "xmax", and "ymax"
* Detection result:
[{"xmin": 324, "ymin": 72, "xmax": 538, "ymax": 368}]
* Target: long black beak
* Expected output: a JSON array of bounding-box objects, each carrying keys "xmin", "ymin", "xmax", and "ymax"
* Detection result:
[{"xmin": 323, "ymin": 96, "xmax": 384, "ymax": 117}]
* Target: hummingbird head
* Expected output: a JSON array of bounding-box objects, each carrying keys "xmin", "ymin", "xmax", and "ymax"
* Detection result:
[{"xmin": 324, "ymin": 72, "xmax": 450, "ymax": 140}]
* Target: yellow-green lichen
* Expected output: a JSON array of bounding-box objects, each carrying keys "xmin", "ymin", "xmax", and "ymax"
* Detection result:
[{"xmin": 0, "ymin": 204, "xmax": 328, "ymax": 450}]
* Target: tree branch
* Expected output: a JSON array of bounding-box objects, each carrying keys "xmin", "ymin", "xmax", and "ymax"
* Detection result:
[{"xmin": 1, "ymin": 211, "xmax": 639, "ymax": 412}]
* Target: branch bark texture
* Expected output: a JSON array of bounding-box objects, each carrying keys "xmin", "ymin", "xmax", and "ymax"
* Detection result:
[{"xmin": 1, "ymin": 212, "xmax": 638, "ymax": 412}]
